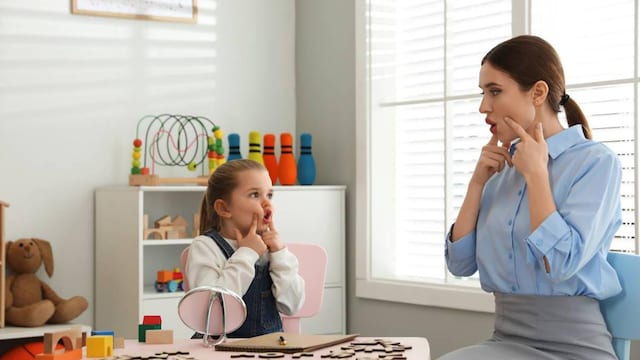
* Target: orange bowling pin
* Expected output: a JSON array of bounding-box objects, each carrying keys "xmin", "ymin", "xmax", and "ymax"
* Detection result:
[{"xmin": 278, "ymin": 132, "xmax": 297, "ymax": 185}]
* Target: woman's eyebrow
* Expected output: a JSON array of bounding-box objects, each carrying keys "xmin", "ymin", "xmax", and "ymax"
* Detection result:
[{"xmin": 479, "ymin": 81, "xmax": 501, "ymax": 89}]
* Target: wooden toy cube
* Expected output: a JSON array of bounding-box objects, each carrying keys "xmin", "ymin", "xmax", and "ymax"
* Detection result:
[{"xmin": 86, "ymin": 335, "xmax": 113, "ymax": 358}]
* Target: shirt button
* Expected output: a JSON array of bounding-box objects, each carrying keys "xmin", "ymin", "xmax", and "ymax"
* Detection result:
[
  {"xmin": 508, "ymin": 220, "xmax": 512, "ymax": 226},
  {"xmin": 508, "ymin": 253, "xmax": 513, "ymax": 260},
  {"xmin": 518, "ymin": 190, "xmax": 522, "ymax": 195},
  {"xmin": 511, "ymin": 286, "xmax": 516, "ymax": 292},
  {"xmin": 536, "ymin": 239, "xmax": 543, "ymax": 246}
]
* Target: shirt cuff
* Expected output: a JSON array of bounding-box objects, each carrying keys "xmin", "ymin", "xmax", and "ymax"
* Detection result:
[
  {"xmin": 446, "ymin": 226, "xmax": 476, "ymax": 261},
  {"xmin": 526, "ymin": 211, "xmax": 571, "ymax": 262}
]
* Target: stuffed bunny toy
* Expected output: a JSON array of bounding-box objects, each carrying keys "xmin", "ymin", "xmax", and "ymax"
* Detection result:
[{"xmin": 4, "ymin": 238, "xmax": 88, "ymax": 327}]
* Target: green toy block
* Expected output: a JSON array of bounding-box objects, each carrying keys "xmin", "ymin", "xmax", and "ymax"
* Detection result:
[{"xmin": 138, "ymin": 324, "xmax": 161, "ymax": 342}]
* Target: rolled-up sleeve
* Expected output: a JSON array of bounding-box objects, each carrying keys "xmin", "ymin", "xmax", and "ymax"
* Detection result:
[{"xmin": 445, "ymin": 225, "xmax": 478, "ymax": 277}]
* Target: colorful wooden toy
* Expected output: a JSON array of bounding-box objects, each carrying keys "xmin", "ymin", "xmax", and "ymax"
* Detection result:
[
  {"xmin": 145, "ymin": 329, "xmax": 174, "ymax": 344},
  {"xmin": 34, "ymin": 328, "xmax": 85, "ymax": 360},
  {"xmin": 228, "ymin": 133, "xmax": 243, "ymax": 161},
  {"xmin": 138, "ymin": 323, "xmax": 161, "ymax": 342},
  {"xmin": 278, "ymin": 132, "xmax": 297, "ymax": 185},
  {"xmin": 263, "ymin": 133, "xmax": 278, "ymax": 184},
  {"xmin": 154, "ymin": 267, "xmax": 183, "ymax": 293},
  {"xmin": 248, "ymin": 131, "xmax": 264, "ymax": 165},
  {"xmin": 296, "ymin": 133, "xmax": 316, "ymax": 185},
  {"xmin": 86, "ymin": 335, "xmax": 113, "ymax": 358},
  {"xmin": 143, "ymin": 315, "xmax": 162, "ymax": 325},
  {"xmin": 143, "ymin": 214, "xmax": 188, "ymax": 240},
  {"xmin": 128, "ymin": 114, "xmax": 224, "ymax": 186}
]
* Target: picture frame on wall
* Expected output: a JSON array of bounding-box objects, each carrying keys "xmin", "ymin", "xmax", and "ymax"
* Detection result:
[{"xmin": 71, "ymin": 0, "xmax": 197, "ymax": 23}]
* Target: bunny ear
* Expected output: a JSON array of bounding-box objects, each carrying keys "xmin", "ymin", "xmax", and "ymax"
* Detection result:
[{"xmin": 33, "ymin": 238, "xmax": 54, "ymax": 277}]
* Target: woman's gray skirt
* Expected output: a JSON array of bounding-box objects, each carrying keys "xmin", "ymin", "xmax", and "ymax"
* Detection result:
[{"xmin": 437, "ymin": 293, "xmax": 617, "ymax": 360}]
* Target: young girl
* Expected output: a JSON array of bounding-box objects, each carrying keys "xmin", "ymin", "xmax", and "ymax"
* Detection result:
[
  {"xmin": 440, "ymin": 35, "xmax": 621, "ymax": 359},
  {"xmin": 186, "ymin": 159, "xmax": 305, "ymax": 337}
]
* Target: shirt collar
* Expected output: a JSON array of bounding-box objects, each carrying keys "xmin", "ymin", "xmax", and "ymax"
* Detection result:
[{"xmin": 509, "ymin": 125, "xmax": 586, "ymax": 160}]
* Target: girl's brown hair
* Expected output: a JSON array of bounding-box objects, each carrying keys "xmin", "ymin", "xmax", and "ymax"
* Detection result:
[
  {"xmin": 481, "ymin": 35, "xmax": 592, "ymax": 139},
  {"xmin": 199, "ymin": 159, "xmax": 267, "ymax": 234}
]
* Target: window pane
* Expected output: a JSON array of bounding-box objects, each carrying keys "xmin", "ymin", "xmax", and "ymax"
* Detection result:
[
  {"xmin": 569, "ymin": 85, "xmax": 636, "ymax": 251},
  {"xmin": 447, "ymin": 0, "xmax": 511, "ymax": 95},
  {"xmin": 531, "ymin": 0, "xmax": 634, "ymax": 83}
]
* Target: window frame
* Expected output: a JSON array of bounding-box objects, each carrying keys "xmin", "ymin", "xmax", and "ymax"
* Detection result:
[{"xmin": 355, "ymin": 0, "xmax": 639, "ymax": 311}]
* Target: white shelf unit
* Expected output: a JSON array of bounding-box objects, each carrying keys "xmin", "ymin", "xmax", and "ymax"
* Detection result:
[{"xmin": 95, "ymin": 185, "xmax": 346, "ymax": 339}]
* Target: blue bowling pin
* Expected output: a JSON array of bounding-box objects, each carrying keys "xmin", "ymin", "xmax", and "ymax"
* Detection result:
[
  {"xmin": 297, "ymin": 133, "xmax": 316, "ymax": 185},
  {"xmin": 227, "ymin": 133, "xmax": 242, "ymax": 161}
]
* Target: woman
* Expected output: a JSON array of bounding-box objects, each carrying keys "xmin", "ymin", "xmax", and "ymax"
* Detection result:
[{"xmin": 440, "ymin": 35, "xmax": 622, "ymax": 359}]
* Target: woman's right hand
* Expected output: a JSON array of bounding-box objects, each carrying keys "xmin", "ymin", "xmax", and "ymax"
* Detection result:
[
  {"xmin": 234, "ymin": 214, "xmax": 268, "ymax": 256},
  {"xmin": 469, "ymin": 133, "xmax": 512, "ymax": 187}
]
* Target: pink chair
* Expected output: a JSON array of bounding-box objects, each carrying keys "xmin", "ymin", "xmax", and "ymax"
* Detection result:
[
  {"xmin": 180, "ymin": 242, "xmax": 328, "ymax": 334},
  {"xmin": 281, "ymin": 242, "xmax": 328, "ymax": 333},
  {"xmin": 180, "ymin": 247, "xmax": 191, "ymax": 292}
]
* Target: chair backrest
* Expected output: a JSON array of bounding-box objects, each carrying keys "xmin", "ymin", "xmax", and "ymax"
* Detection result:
[
  {"xmin": 281, "ymin": 242, "xmax": 328, "ymax": 333},
  {"xmin": 600, "ymin": 251, "xmax": 640, "ymax": 360},
  {"xmin": 180, "ymin": 247, "xmax": 191, "ymax": 292},
  {"xmin": 180, "ymin": 242, "xmax": 328, "ymax": 334}
]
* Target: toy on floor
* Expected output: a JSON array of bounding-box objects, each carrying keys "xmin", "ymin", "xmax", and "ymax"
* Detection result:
[
  {"xmin": 129, "ymin": 114, "xmax": 225, "ymax": 186},
  {"xmin": 5, "ymin": 238, "xmax": 88, "ymax": 327},
  {"xmin": 34, "ymin": 328, "xmax": 86, "ymax": 360}
]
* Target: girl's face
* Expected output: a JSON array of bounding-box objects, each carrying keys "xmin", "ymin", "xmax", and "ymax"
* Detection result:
[
  {"xmin": 224, "ymin": 168, "xmax": 274, "ymax": 236},
  {"xmin": 478, "ymin": 62, "xmax": 537, "ymax": 144}
]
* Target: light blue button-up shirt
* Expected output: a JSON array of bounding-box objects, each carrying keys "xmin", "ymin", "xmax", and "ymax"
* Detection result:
[{"xmin": 445, "ymin": 125, "xmax": 622, "ymax": 300}]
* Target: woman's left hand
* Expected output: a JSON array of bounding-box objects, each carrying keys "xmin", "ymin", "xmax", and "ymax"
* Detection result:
[
  {"xmin": 261, "ymin": 220, "xmax": 285, "ymax": 253},
  {"xmin": 503, "ymin": 117, "xmax": 549, "ymax": 180}
]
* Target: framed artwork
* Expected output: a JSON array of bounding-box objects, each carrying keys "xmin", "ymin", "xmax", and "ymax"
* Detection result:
[{"xmin": 71, "ymin": 0, "xmax": 197, "ymax": 23}]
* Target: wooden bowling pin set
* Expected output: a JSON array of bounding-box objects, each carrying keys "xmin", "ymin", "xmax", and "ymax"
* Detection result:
[{"xmin": 228, "ymin": 131, "xmax": 316, "ymax": 186}]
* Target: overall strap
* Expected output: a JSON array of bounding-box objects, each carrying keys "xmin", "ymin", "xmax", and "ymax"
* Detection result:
[{"xmin": 203, "ymin": 230, "xmax": 235, "ymax": 259}]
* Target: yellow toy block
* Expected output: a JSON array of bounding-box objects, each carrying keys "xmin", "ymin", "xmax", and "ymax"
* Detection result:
[{"xmin": 86, "ymin": 335, "xmax": 113, "ymax": 358}]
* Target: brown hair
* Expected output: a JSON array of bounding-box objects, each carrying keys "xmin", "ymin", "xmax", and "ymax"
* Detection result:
[
  {"xmin": 199, "ymin": 159, "xmax": 267, "ymax": 234},
  {"xmin": 481, "ymin": 35, "xmax": 592, "ymax": 139}
]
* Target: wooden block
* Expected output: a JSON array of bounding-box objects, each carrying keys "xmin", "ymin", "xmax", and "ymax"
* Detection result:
[
  {"xmin": 86, "ymin": 335, "xmax": 113, "ymax": 358},
  {"xmin": 155, "ymin": 215, "xmax": 172, "ymax": 227},
  {"xmin": 165, "ymin": 229, "xmax": 180, "ymax": 239},
  {"xmin": 157, "ymin": 270, "xmax": 173, "ymax": 282},
  {"xmin": 143, "ymin": 315, "xmax": 162, "ymax": 325},
  {"xmin": 172, "ymin": 215, "xmax": 188, "ymax": 227},
  {"xmin": 129, "ymin": 174, "xmax": 160, "ymax": 186},
  {"xmin": 144, "ymin": 228, "xmax": 164, "ymax": 240},
  {"xmin": 138, "ymin": 323, "xmax": 161, "ymax": 342},
  {"xmin": 114, "ymin": 336, "xmax": 125, "ymax": 349},
  {"xmin": 145, "ymin": 329, "xmax": 173, "ymax": 344}
]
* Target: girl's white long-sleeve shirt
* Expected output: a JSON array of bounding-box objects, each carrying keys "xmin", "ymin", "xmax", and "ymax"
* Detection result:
[{"xmin": 186, "ymin": 234, "xmax": 305, "ymax": 316}]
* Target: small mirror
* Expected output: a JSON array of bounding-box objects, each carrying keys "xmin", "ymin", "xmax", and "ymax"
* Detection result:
[{"xmin": 178, "ymin": 285, "xmax": 247, "ymax": 347}]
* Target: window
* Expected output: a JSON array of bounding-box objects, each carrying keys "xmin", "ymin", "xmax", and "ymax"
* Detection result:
[{"xmin": 356, "ymin": 0, "xmax": 638, "ymax": 311}]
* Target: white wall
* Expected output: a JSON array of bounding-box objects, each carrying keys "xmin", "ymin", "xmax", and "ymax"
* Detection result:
[
  {"xmin": 294, "ymin": 1, "xmax": 640, "ymax": 359},
  {"xmin": 0, "ymin": 0, "xmax": 295, "ymax": 327}
]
